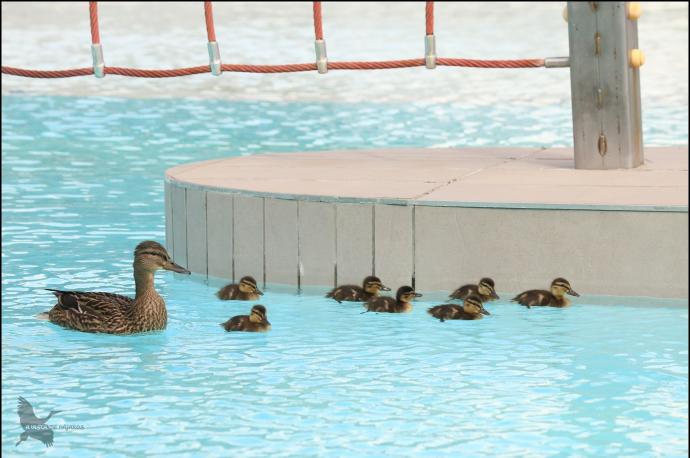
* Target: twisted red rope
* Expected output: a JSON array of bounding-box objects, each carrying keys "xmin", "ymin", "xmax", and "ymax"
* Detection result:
[
  {"xmin": 89, "ymin": 2, "xmax": 100, "ymax": 44},
  {"xmin": 313, "ymin": 2, "xmax": 323, "ymax": 40},
  {"xmin": 426, "ymin": 2, "xmax": 434, "ymax": 36},
  {"xmin": 204, "ymin": 2, "xmax": 217, "ymax": 42},
  {"xmin": 1, "ymin": 58, "xmax": 544, "ymax": 78}
]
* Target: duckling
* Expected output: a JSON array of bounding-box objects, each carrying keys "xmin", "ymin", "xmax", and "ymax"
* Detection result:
[
  {"xmin": 363, "ymin": 285, "xmax": 422, "ymax": 313},
  {"xmin": 216, "ymin": 276, "xmax": 263, "ymax": 301},
  {"xmin": 449, "ymin": 277, "xmax": 499, "ymax": 302},
  {"xmin": 220, "ymin": 305, "xmax": 271, "ymax": 332},
  {"xmin": 326, "ymin": 275, "xmax": 391, "ymax": 303},
  {"xmin": 428, "ymin": 294, "xmax": 491, "ymax": 322},
  {"xmin": 512, "ymin": 277, "xmax": 580, "ymax": 308},
  {"xmin": 38, "ymin": 241, "xmax": 190, "ymax": 334}
]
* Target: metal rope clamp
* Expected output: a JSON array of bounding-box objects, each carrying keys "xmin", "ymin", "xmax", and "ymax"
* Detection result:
[
  {"xmin": 91, "ymin": 44, "xmax": 105, "ymax": 78},
  {"xmin": 315, "ymin": 39, "xmax": 328, "ymax": 74},
  {"xmin": 425, "ymin": 35, "xmax": 436, "ymax": 69},
  {"xmin": 207, "ymin": 41, "xmax": 222, "ymax": 76}
]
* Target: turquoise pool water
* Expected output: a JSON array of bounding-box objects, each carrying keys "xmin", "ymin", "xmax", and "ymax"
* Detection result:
[{"xmin": 2, "ymin": 95, "xmax": 688, "ymax": 457}]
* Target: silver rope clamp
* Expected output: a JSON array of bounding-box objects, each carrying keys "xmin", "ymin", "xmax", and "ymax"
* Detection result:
[
  {"xmin": 207, "ymin": 41, "xmax": 222, "ymax": 76},
  {"xmin": 315, "ymin": 39, "xmax": 328, "ymax": 74},
  {"xmin": 544, "ymin": 56, "xmax": 570, "ymax": 68},
  {"xmin": 425, "ymin": 35, "xmax": 437, "ymax": 69},
  {"xmin": 91, "ymin": 44, "xmax": 105, "ymax": 78}
]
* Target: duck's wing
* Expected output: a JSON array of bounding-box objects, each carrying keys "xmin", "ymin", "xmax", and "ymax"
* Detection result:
[
  {"xmin": 449, "ymin": 285, "xmax": 474, "ymax": 299},
  {"xmin": 216, "ymin": 284, "xmax": 239, "ymax": 300},
  {"xmin": 512, "ymin": 290, "xmax": 551, "ymax": 308},
  {"xmin": 327, "ymin": 285, "xmax": 362, "ymax": 302},
  {"xmin": 47, "ymin": 289, "xmax": 133, "ymax": 316},
  {"xmin": 221, "ymin": 315, "xmax": 245, "ymax": 331}
]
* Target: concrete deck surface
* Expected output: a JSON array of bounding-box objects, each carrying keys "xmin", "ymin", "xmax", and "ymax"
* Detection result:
[{"xmin": 166, "ymin": 147, "xmax": 688, "ymax": 211}]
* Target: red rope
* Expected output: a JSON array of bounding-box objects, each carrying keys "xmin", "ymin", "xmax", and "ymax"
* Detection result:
[
  {"xmin": 1, "ymin": 58, "xmax": 545, "ymax": 78},
  {"xmin": 426, "ymin": 2, "xmax": 434, "ymax": 36},
  {"xmin": 204, "ymin": 2, "xmax": 217, "ymax": 42},
  {"xmin": 313, "ymin": 2, "xmax": 323, "ymax": 40},
  {"xmin": 89, "ymin": 2, "xmax": 100, "ymax": 44}
]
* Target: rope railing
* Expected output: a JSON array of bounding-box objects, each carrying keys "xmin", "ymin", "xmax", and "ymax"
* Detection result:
[{"xmin": 1, "ymin": 2, "xmax": 557, "ymax": 79}]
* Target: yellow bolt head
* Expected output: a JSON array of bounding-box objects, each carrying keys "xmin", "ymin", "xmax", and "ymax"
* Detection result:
[
  {"xmin": 629, "ymin": 49, "xmax": 645, "ymax": 68},
  {"xmin": 627, "ymin": 2, "xmax": 642, "ymax": 20}
]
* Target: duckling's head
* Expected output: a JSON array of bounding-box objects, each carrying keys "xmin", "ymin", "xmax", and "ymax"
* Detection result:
[
  {"xmin": 464, "ymin": 295, "xmax": 490, "ymax": 315},
  {"xmin": 550, "ymin": 278, "xmax": 579, "ymax": 298},
  {"xmin": 134, "ymin": 241, "xmax": 190, "ymax": 274},
  {"xmin": 239, "ymin": 276, "xmax": 263, "ymax": 295},
  {"xmin": 478, "ymin": 277, "xmax": 499, "ymax": 299},
  {"xmin": 396, "ymin": 286, "xmax": 423, "ymax": 303},
  {"xmin": 249, "ymin": 305, "xmax": 268, "ymax": 323},
  {"xmin": 362, "ymin": 276, "xmax": 391, "ymax": 295}
]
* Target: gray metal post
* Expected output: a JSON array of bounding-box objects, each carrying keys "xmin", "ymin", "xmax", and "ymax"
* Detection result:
[{"xmin": 567, "ymin": 1, "xmax": 644, "ymax": 169}]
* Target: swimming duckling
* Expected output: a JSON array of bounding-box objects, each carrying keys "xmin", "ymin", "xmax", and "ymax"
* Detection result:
[
  {"xmin": 38, "ymin": 241, "xmax": 190, "ymax": 334},
  {"xmin": 449, "ymin": 277, "xmax": 499, "ymax": 302},
  {"xmin": 326, "ymin": 275, "xmax": 391, "ymax": 303},
  {"xmin": 363, "ymin": 286, "xmax": 422, "ymax": 313},
  {"xmin": 220, "ymin": 305, "xmax": 271, "ymax": 332},
  {"xmin": 216, "ymin": 276, "xmax": 263, "ymax": 301},
  {"xmin": 428, "ymin": 294, "xmax": 491, "ymax": 322},
  {"xmin": 512, "ymin": 277, "xmax": 580, "ymax": 308}
]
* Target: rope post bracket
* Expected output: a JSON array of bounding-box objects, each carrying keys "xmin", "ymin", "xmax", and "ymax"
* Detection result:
[
  {"xmin": 91, "ymin": 44, "xmax": 105, "ymax": 78},
  {"xmin": 425, "ymin": 35, "xmax": 437, "ymax": 69},
  {"xmin": 315, "ymin": 39, "xmax": 328, "ymax": 74},
  {"xmin": 207, "ymin": 41, "xmax": 222, "ymax": 76}
]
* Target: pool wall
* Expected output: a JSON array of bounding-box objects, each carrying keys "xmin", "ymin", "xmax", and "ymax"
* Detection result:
[{"xmin": 165, "ymin": 147, "xmax": 689, "ymax": 299}]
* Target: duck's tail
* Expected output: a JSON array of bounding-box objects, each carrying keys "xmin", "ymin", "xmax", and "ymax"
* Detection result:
[{"xmin": 35, "ymin": 312, "xmax": 50, "ymax": 321}]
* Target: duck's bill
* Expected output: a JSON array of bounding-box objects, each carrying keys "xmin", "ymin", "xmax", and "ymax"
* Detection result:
[
  {"xmin": 413, "ymin": 293, "xmax": 423, "ymax": 298},
  {"xmin": 481, "ymin": 308, "xmax": 491, "ymax": 316},
  {"xmin": 166, "ymin": 261, "xmax": 191, "ymax": 274},
  {"xmin": 567, "ymin": 290, "xmax": 580, "ymax": 297},
  {"xmin": 491, "ymin": 291, "xmax": 500, "ymax": 299},
  {"xmin": 380, "ymin": 285, "xmax": 391, "ymax": 291},
  {"xmin": 255, "ymin": 289, "xmax": 264, "ymax": 296}
]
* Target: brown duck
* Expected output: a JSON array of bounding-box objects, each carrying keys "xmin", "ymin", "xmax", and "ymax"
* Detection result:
[
  {"xmin": 363, "ymin": 286, "xmax": 422, "ymax": 313},
  {"xmin": 449, "ymin": 277, "xmax": 499, "ymax": 302},
  {"xmin": 221, "ymin": 305, "xmax": 271, "ymax": 332},
  {"xmin": 38, "ymin": 241, "xmax": 189, "ymax": 334},
  {"xmin": 216, "ymin": 276, "xmax": 263, "ymax": 300},
  {"xmin": 428, "ymin": 295, "xmax": 491, "ymax": 322},
  {"xmin": 512, "ymin": 277, "xmax": 580, "ymax": 308},
  {"xmin": 326, "ymin": 275, "xmax": 390, "ymax": 303}
]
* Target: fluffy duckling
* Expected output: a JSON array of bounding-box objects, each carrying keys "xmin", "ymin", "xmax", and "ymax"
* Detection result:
[
  {"xmin": 220, "ymin": 305, "xmax": 271, "ymax": 332},
  {"xmin": 216, "ymin": 276, "xmax": 263, "ymax": 301},
  {"xmin": 449, "ymin": 277, "xmax": 499, "ymax": 302},
  {"xmin": 363, "ymin": 286, "xmax": 422, "ymax": 313},
  {"xmin": 428, "ymin": 295, "xmax": 491, "ymax": 322},
  {"xmin": 38, "ymin": 241, "xmax": 190, "ymax": 334},
  {"xmin": 512, "ymin": 277, "xmax": 580, "ymax": 308},
  {"xmin": 325, "ymin": 275, "xmax": 391, "ymax": 303}
]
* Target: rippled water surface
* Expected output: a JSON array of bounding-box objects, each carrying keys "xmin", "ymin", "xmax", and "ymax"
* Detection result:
[{"xmin": 2, "ymin": 95, "xmax": 689, "ymax": 456}]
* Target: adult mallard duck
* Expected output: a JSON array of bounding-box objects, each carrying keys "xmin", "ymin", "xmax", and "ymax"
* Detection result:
[
  {"xmin": 512, "ymin": 277, "xmax": 580, "ymax": 308},
  {"xmin": 363, "ymin": 285, "xmax": 422, "ymax": 313},
  {"xmin": 38, "ymin": 241, "xmax": 189, "ymax": 334},
  {"xmin": 325, "ymin": 275, "xmax": 390, "ymax": 303},
  {"xmin": 216, "ymin": 276, "xmax": 263, "ymax": 301},
  {"xmin": 428, "ymin": 294, "xmax": 491, "ymax": 322},
  {"xmin": 220, "ymin": 305, "xmax": 271, "ymax": 332},
  {"xmin": 449, "ymin": 277, "xmax": 499, "ymax": 302}
]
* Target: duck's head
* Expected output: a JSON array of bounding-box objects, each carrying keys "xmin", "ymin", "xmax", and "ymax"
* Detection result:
[
  {"xmin": 134, "ymin": 241, "xmax": 190, "ymax": 274},
  {"xmin": 396, "ymin": 286, "xmax": 423, "ymax": 303},
  {"xmin": 239, "ymin": 276, "xmax": 263, "ymax": 295},
  {"xmin": 362, "ymin": 276, "xmax": 390, "ymax": 295},
  {"xmin": 478, "ymin": 277, "xmax": 499, "ymax": 299},
  {"xmin": 550, "ymin": 278, "xmax": 579, "ymax": 298},
  {"xmin": 249, "ymin": 305, "xmax": 268, "ymax": 323},
  {"xmin": 464, "ymin": 295, "xmax": 490, "ymax": 315}
]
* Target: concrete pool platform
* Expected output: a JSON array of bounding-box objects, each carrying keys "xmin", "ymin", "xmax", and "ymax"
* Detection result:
[{"xmin": 165, "ymin": 147, "xmax": 688, "ymax": 299}]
